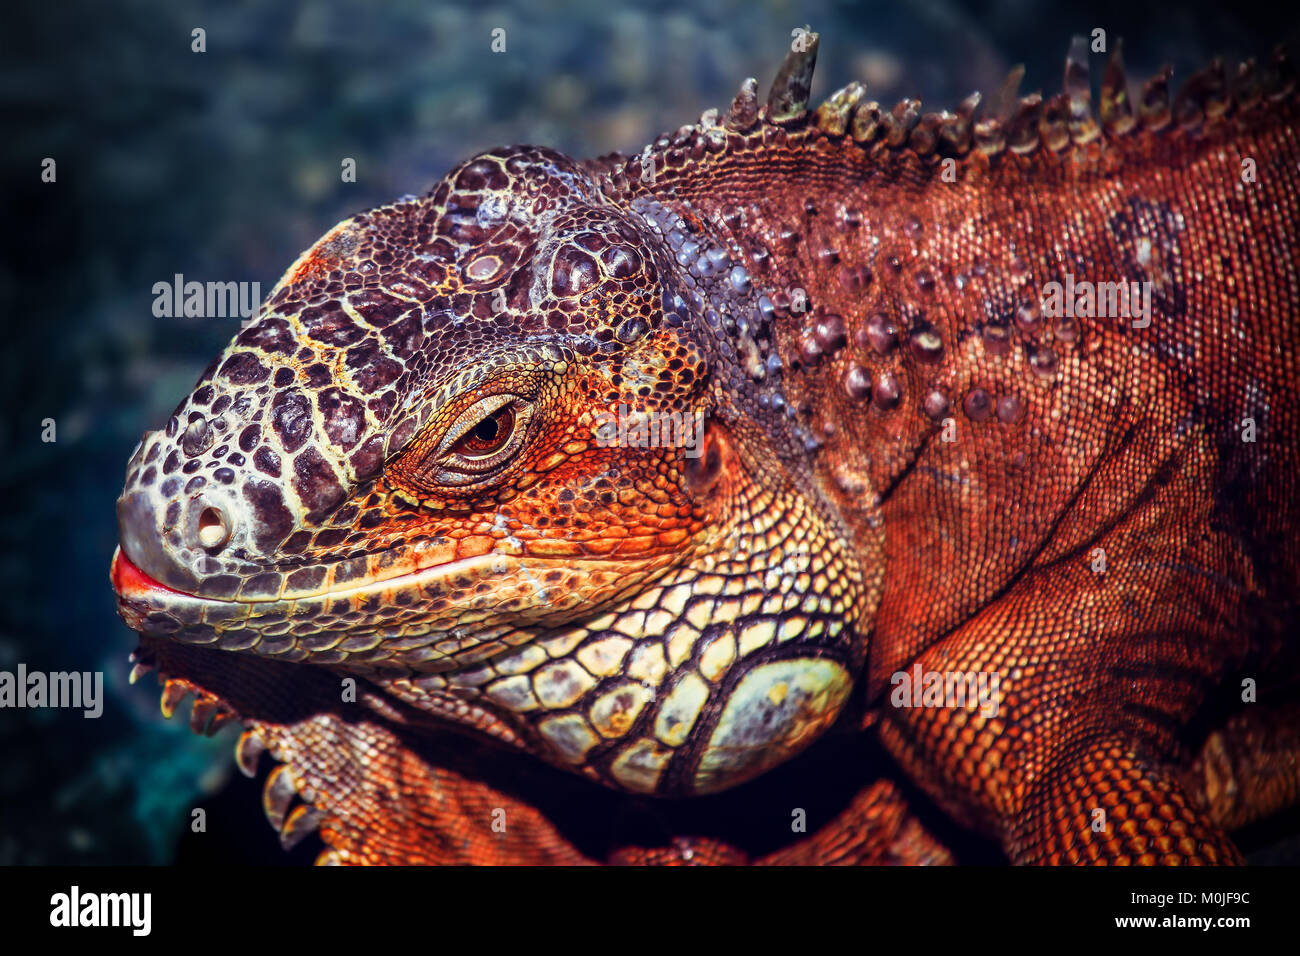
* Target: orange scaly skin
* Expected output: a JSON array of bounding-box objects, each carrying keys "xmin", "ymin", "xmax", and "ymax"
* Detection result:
[{"xmin": 112, "ymin": 35, "xmax": 1300, "ymax": 864}]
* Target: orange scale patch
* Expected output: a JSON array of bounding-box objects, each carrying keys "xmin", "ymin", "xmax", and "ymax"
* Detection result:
[{"xmin": 523, "ymin": 539, "xmax": 584, "ymax": 558}]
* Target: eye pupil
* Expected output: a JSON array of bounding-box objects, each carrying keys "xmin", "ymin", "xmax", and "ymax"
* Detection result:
[{"xmin": 452, "ymin": 405, "xmax": 516, "ymax": 459}]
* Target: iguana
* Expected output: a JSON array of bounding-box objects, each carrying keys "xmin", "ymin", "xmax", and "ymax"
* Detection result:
[{"xmin": 111, "ymin": 33, "xmax": 1300, "ymax": 864}]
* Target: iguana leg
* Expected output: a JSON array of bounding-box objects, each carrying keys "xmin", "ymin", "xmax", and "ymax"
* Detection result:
[
  {"xmin": 875, "ymin": 579, "xmax": 1257, "ymax": 865},
  {"xmin": 1183, "ymin": 699, "xmax": 1300, "ymax": 833},
  {"xmin": 874, "ymin": 523, "xmax": 1260, "ymax": 864},
  {"xmin": 866, "ymin": 364, "xmax": 1293, "ymax": 864},
  {"xmin": 607, "ymin": 777, "xmax": 954, "ymax": 865},
  {"xmin": 755, "ymin": 778, "xmax": 954, "ymax": 865},
  {"xmin": 145, "ymin": 637, "xmax": 954, "ymax": 864},
  {"xmin": 1018, "ymin": 699, "xmax": 1300, "ymax": 862},
  {"xmin": 880, "ymin": 651, "xmax": 1248, "ymax": 864},
  {"xmin": 1007, "ymin": 736, "xmax": 1242, "ymax": 864},
  {"xmin": 142, "ymin": 638, "xmax": 598, "ymax": 864}
]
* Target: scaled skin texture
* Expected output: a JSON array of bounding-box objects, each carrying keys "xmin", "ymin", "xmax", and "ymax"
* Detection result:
[{"xmin": 112, "ymin": 34, "xmax": 1300, "ymax": 864}]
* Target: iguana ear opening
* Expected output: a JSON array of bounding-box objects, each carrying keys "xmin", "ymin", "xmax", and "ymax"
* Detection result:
[{"xmin": 684, "ymin": 420, "xmax": 725, "ymax": 495}]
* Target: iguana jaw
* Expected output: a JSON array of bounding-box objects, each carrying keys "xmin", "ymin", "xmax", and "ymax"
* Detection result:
[{"xmin": 110, "ymin": 542, "xmax": 678, "ymax": 672}]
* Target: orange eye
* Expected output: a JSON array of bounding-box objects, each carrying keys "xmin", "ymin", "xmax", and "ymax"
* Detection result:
[{"xmin": 450, "ymin": 405, "xmax": 516, "ymax": 459}]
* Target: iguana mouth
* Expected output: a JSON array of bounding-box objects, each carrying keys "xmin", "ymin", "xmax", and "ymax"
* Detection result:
[
  {"xmin": 113, "ymin": 541, "xmax": 505, "ymax": 607},
  {"xmin": 112, "ymin": 547, "xmax": 185, "ymax": 599},
  {"xmin": 111, "ymin": 538, "xmax": 685, "ymax": 678}
]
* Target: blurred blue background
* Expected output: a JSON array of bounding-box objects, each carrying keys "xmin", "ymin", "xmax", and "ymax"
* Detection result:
[{"xmin": 1, "ymin": 0, "xmax": 1295, "ymax": 864}]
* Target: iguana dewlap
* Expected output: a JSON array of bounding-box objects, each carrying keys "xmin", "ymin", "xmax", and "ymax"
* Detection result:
[{"xmin": 112, "ymin": 34, "xmax": 1300, "ymax": 864}]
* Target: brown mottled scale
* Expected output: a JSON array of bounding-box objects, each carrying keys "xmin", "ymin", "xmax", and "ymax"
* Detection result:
[{"xmin": 596, "ymin": 37, "xmax": 1300, "ymax": 862}]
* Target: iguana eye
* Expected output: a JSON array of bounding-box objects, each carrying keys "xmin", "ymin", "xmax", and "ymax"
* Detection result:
[
  {"xmin": 452, "ymin": 405, "xmax": 516, "ymax": 459},
  {"xmin": 434, "ymin": 394, "xmax": 532, "ymax": 482}
]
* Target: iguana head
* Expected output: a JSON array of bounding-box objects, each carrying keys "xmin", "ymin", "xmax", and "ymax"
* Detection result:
[{"xmin": 112, "ymin": 143, "xmax": 880, "ymax": 796}]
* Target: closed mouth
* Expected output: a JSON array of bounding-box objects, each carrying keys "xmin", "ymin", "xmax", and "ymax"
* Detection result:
[
  {"xmin": 110, "ymin": 544, "xmax": 500, "ymax": 607},
  {"xmin": 111, "ymin": 546, "xmax": 187, "ymax": 598}
]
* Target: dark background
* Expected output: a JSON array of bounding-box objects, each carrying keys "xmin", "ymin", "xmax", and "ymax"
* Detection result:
[{"xmin": 1, "ymin": 0, "xmax": 1296, "ymax": 864}]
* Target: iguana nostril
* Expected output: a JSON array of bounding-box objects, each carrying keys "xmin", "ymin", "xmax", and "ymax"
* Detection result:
[{"xmin": 197, "ymin": 505, "xmax": 231, "ymax": 550}]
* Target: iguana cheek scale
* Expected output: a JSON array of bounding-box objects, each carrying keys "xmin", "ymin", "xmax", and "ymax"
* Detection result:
[{"xmin": 112, "ymin": 33, "xmax": 1300, "ymax": 863}]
